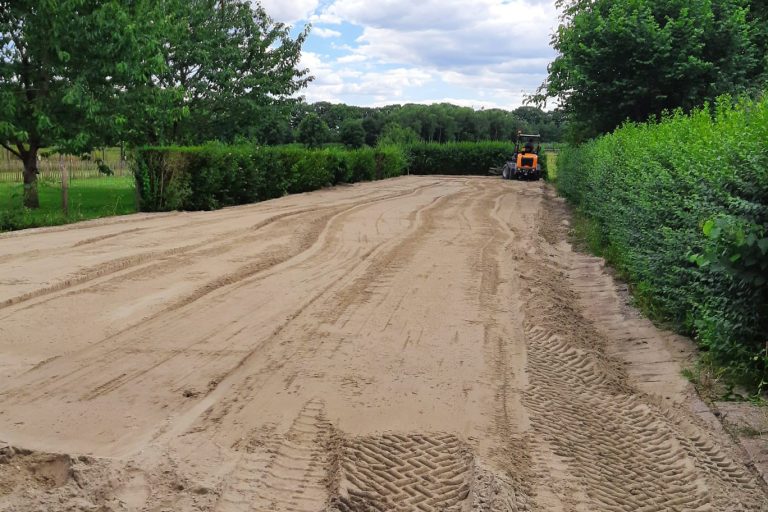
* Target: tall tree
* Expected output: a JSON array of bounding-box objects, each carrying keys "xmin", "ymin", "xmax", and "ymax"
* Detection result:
[
  {"xmin": 536, "ymin": 0, "xmax": 762, "ymax": 140},
  {"xmin": 292, "ymin": 101, "xmax": 565, "ymax": 144},
  {"xmin": 748, "ymin": 0, "xmax": 768, "ymax": 82},
  {"xmin": 297, "ymin": 113, "xmax": 330, "ymax": 148},
  {"xmin": 339, "ymin": 119, "xmax": 365, "ymax": 148},
  {"xmin": 0, "ymin": 0, "xmax": 160, "ymax": 208},
  {"xmin": 134, "ymin": 0, "xmax": 311, "ymax": 145}
]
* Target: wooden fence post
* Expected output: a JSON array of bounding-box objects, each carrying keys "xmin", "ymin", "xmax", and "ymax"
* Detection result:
[{"xmin": 60, "ymin": 155, "xmax": 69, "ymax": 216}]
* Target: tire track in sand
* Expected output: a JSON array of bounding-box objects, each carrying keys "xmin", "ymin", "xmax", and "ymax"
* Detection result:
[
  {"xmin": 519, "ymin": 191, "xmax": 765, "ymax": 511},
  {"xmin": 214, "ymin": 399, "xmax": 332, "ymax": 512},
  {"xmin": 170, "ymin": 184, "xmax": 469, "ymax": 441},
  {"xmin": 0, "ymin": 183, "xmax": 444, "ymax": 404},
  {"xmin": 0, "ymin": 182, "xmax": 441, "ymax": 313}
]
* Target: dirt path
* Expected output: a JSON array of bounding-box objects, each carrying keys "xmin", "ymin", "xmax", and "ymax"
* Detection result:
[{"xmin": 0, "ymin": 176, "xmax": 765, "ymax": 511}]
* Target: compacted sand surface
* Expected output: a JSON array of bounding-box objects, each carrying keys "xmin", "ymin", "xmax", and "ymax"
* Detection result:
[{"xmin": 0, "ymin": 176, "xmax": 765, "ymax": 511}]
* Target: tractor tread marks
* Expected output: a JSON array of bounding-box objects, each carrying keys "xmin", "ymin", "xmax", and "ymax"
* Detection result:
[
  {"xmin": 332, "ymin": 433, "xmax": 473, "ymax": 512},
  {"xmin": 215, "ymin": 400, "xmax": 331, "ymax": 512}
]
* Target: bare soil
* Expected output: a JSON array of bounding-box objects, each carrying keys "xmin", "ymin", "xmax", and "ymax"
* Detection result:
[{"xmin": 0, "ymin": 176, "xmax": 765, "ymax": 511}]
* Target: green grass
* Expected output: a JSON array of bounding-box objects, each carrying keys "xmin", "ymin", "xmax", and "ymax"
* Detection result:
[
  {"xmin": 0, "ymin": 176, "xmax": 136, "ymax": 232},
  {"xmin": 545, "ymin": 152, "xmax": 558, "ymax": 181}
]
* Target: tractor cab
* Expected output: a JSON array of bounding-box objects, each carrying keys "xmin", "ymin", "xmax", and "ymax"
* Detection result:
[{"xmin": 502, "ymin": 133, "xmax": 543, "ymax": 180}]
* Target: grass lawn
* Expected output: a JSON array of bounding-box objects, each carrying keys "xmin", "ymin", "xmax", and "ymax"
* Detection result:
[{"xmin": 0, "ymin": 176, "xmax": 136, "ymax": 232}]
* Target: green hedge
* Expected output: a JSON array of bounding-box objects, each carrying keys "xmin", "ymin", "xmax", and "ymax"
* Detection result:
[
  {"xmin": 134, "ymin": 141, "xmax": 536, "ymax": 212},
  {"xmin": 405, "ymin": 141, "xmax": 538, "ymax": 175},
  {"xmin": 557, "ymin": 95, "xmax": 768, "ymax": 388},
  {"xmin": 133, "ymin": 144, "xmax": 408, "ymax": 211}
]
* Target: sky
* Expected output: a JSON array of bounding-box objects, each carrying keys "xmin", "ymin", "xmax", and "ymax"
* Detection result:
[{"xmin": 258, "ymin": 0, "xmax": 560, "ymax": 109}]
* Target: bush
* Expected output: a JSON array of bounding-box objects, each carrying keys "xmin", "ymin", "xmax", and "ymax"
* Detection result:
[
  {"xmin": 557, "ymin": 94, "xmax": 768, "ymax": 389},
  {"xmin": 376, "ymin": 145, "xmax": 409, "ymax": 179},
  {"xmin": 339, "ymin": 119, "xmax": 366, "ymax": 148},
  {"xmin": 297, "ymin": 113, "xmax": 331, "ymax": 148},
  {"xmin": 134, "ymin": 141, "xmax": 535, "ymax": 211},
  {"xmin": 405, "ymin": 141, "xmax": 517, "ymax": 175},
  {"xmin": 134, "ymin": 143, "xmax": 410, "ymax": 212}
]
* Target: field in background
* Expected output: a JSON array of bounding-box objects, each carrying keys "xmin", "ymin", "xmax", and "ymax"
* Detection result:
[
  {"xmin": 0, "ymin": 148, "xmax": 129, "ymax": 182},
  {"xmin": 0, "ymin": 176, "xmax": 136, "ymax": 231}
]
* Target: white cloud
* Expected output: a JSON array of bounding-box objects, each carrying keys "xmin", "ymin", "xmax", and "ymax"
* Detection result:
[
  {"xmin": 256, "ymin": 0, "xmax": 319, "ymax": 23},
  {"xmin": 308, "ymin": 12, "xmax": 344, "ymax": 25},
  {"xmin": 339, "ymin": 1, "xmax": 556, "ymax": 69},
  {"xmin": 336, "ymin": 54, "xmax": 367, "ymax": 64},
  {"xmin": 313, "ymin": 27, "xmax": 343, "ymax": 38},
  {"xmin": 299, "ymin": 52, "xmax": 432, "ymax": 104},
  {"xmin": 289, "ymin": 0, "xmax": 560, "ymax": 108}
]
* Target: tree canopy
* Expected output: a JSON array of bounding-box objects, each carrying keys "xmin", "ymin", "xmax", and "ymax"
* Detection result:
[
  {"xmin": 137, "ymin": 0, "xmax": 311, "ymax": 145},
  {"xmin": 298, "ymin": 113, "xmax": 331, "ymax": 148},
  {"xmin": 339, "ymin": 119, "xmax": 366, "ymax": 148},
  {"xmin": 0, "ymin": 0, "xmax": 161, "ymax": 206},
  {"xmin": 537, "ymin": 0, "xmax": 767, "ymax": 141},
  {"xmin": 291, "ymin": 102, "xmax": 566, "ymax": 146},
  {"xmin": 0, "ymin": 0, "xmax": 310, "ymax": 208}
]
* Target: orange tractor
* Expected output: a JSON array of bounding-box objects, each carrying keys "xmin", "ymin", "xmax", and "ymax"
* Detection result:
[{"xmin": 501, "ymin": 133, "xmax": 542, "ymax": 180}]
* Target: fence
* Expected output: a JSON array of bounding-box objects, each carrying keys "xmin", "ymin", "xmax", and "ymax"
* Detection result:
[{"xmin": 0, "ymin": 148, "xmax": 131, "ymax": 182}]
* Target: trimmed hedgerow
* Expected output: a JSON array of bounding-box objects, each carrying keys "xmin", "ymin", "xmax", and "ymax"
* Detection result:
[
  {"xmin": 134, "ymin": 143, "xmax": 409, "ymax": 212},
  {"xmin": 405, "ymin": 141, "xmax": 518, "ymax": 175},
  {"xmin": 134, "ymin": 141, "xmax": 529, "ymax": 212},
  {"xmin": 557, "ymin": 95, "xmax": 768, "ymax": 389},
  {"xmin": 403, "ymin": 141, "xmax": 547, "ymax": 177}
]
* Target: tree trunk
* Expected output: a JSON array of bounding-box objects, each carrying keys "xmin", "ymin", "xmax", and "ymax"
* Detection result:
[{"xmin": 22, "ymin": 146, "xmax": 40, "ymax": 209}]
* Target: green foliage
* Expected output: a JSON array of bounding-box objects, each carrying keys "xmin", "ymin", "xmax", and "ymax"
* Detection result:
[
  {"xmin": 405, "ymin": 142, "xmax": 518, "ymax": 175},
  {"xmin": 557, "ymin": 94, "xmax": 768, "ymax": 389},
  {"xmin": 0, "ymin": 0, "xmax": 162, "ymax": 206},
  {"xmin": 377, "ymin": 124, "xmax": 421, "ymax": 146},
  {"xmin": 134, "ymin": 144, "xmax": 410, "ymax": 211},
  {"xmin": 298, "ymin": 114, "xmax": 331, "ymax": 148},
  {"xmin": 134, "ymin": 141, "xmax": 507, "ymax": 211},
  {"xmin": 544, "ymin": 152, "xmax": 558, "ymax": 182},
  {"xmin": 339, "ymin": 119, "xmax": 366, "ymax": 148},
  {"xmin": 540, "ymin": 0, "xmax": 764, "ymax": 141},
  {"xmin": 132, "ymin": 0, "xmax": 310, "ymax": 146},
  {"xmin": 293, "ymin": 102, "xmax": 566, "ymax": 145},
  {"xmin": 375, "ymin": 145, "xmax": 409, "ymax": 179}
]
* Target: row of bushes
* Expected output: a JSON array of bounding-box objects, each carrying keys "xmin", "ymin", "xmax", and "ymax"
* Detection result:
[
  {"xmin": 557, "ymin": 95, "xmax": 767, "ymax": 389},
  {"xmin": 407, "ymin": 141, "xmax": 517, "ymax": 175},
  {"xmin": 134, "ymin": 144, "xmax": 408, "ymax": 211},
  {"xmin": 134, "ymin": 141, "xmax": 527, "ymax": 211}
]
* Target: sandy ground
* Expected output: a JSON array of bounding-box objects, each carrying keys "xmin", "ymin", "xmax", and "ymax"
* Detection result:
[{"xmin": 0, "ymin": 176, "xmax": 766, "ymax": 511}]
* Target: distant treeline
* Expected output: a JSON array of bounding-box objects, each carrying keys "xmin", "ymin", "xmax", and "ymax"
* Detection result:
[{"xmin": 255, "ymin": 103, "xmax": 566, "ymax": 147}]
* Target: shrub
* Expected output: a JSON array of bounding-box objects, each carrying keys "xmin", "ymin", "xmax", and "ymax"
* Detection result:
[
  {"xmin": 289, "ymin": 151, "xmax": 334, "ymax": 193},
  {"xmin": 376, "ymin": 145, "xmax": 409, "ymax": 179},
  {"xmin": 346, "ymin": 148, "xmax": 377, "ymax": 182},
  {"xmin": 134, "ymin": 140, "xmax": 536, "ymax": 214},
  {"xmin": 134, "ymin": 143, "xmax": 411, "ymax": 212},
  {"xmin": 557, "ymin": 94, "xmax": 768, "ymax": 389},
  {"xmin": 339, "ymin": 119, "xmax": 366, "ymax": 148},
  {"xmin": 297, "ymin": 113, "xmax": 331, "ymax": 148},
  {"xmin": 405, "ymin": 141, "xmax": 517, "ymax": 175}
]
